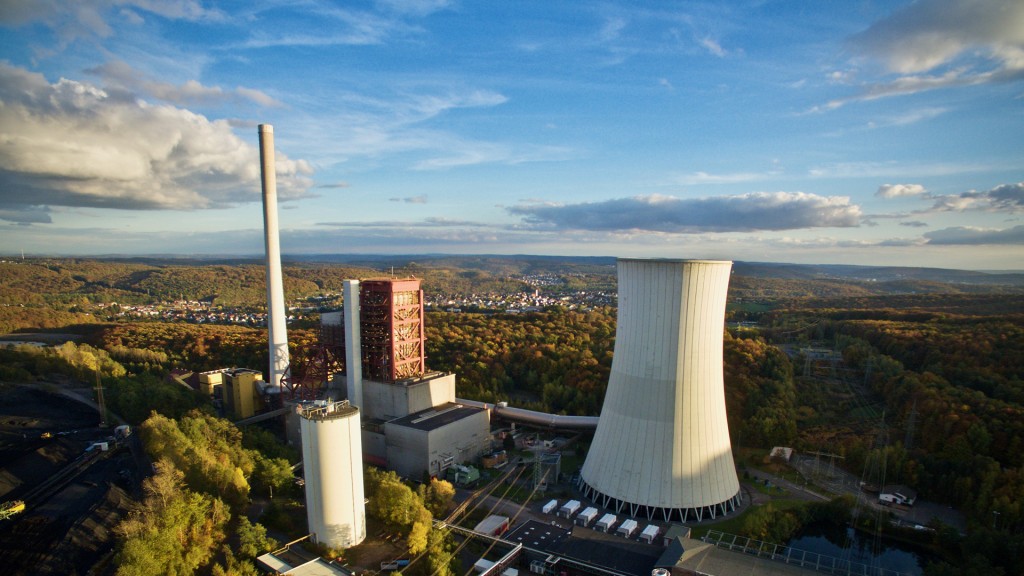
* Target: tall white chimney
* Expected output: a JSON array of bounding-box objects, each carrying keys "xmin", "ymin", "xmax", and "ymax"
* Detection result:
[{"xmin": 258, "ymin": 124, "xmax": 290, "ymax": 388}]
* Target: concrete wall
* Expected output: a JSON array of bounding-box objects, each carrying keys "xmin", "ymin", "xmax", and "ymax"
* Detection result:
[
  {"xmin": 362, "ymin": 372, "xmax": 456, "ymax": 422},
  {"xmin": 384, "ymin": 408, "xmax": 490, "ymax": 480}
]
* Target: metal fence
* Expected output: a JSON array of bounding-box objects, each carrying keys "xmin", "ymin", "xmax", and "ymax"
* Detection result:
[{"xmin": 702, "ymin": 530, "xmax": 907, "ymax": 576}]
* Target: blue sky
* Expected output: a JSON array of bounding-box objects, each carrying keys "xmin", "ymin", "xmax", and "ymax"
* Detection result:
[{"xmin": 0, "ymin": 0, "xmax": 1022, "ymax": 269}]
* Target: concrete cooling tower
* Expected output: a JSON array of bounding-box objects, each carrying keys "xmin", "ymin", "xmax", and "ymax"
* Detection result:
[
  {"xmin": 579, "ymin": 259, "xmax": 741, "ymax": 522},
  {"xmin": 300, "ymin": 401, "xmax": 366, "ymax": 549}
]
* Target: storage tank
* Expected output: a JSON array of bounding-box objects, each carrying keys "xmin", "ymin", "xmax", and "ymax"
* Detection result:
[
  {"xmin": 300, "ymin": 401, "xmax": 366, "ymax": 549},
  {"xmin": 579, "ymin": 259, "xmax": 741, "ymax": 522}
]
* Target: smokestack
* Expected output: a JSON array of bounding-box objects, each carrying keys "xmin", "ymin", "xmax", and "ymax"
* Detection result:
[
  {"xmin": 258, "ymin": 124, "xmax": 289, "ymax": 388},
  {"xmin": 343, "ymin": 280, "xmax": 363, "ymax": 408}
]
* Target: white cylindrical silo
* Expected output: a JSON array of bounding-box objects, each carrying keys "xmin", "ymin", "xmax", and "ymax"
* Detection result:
[
  {"xmin": 300, "ymin": 401, "xmax": 366, "ymax": 549},
  {"xmin": 259, "ymin": 124, "xmax": 289, "ymax": 388},
  {"xmin": 579, "ymin": 259, "xmax": 740, "ymax": 522}
]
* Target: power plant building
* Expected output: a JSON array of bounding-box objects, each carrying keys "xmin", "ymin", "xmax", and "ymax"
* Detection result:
[
  {"xmin": 299, "ymin": 401, "xmax": 366, "ymax": 550},
  {"xmin": 384, "ymin": 401, "xmax": 490, "ymax": 480},
  {"xmin": 335, "ymin": 278, "xmax": 491, "ymax": 479},
  {"xmin": 222, "ymin": 368, "xmax": 263, "ymax": 420},
  {"xmin": 579, "ymin": 259, "xmax": 741, "ymax": 522}
]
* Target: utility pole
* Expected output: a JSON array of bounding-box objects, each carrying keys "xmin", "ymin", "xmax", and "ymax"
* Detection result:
[
  {"xmin": 94, "ymin": 369, "xmax": 108, "ymax": 428},
  {"xmin": 904, "ymin": 399, "xmax": 918, "ymax": 451}
]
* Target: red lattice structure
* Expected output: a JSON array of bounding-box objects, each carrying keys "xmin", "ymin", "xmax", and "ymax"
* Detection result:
[
  {"xmin": 281, "ymin": 343, "xmax": 344, "ymax": 400},
  {"xmin": 360, "ymin": 279, "xmax": 425, "ymax": 382}
]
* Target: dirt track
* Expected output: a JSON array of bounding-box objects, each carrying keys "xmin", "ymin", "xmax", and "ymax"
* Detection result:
[{"xmin": 0, "ymin": 382, "xmax": 137, "ymax": 575}]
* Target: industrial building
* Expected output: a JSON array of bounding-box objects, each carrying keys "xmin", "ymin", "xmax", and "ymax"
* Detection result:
[
  {"xmin": 384, "ymin": 401, "xmax": 490, "ymax": 480},
  {"xmin": 318, "ymin": 277, "xmax": 492, "ymax": 480},
  {"xmin": 579, "ymin": 259, "xmax": 741, "ymax": 522},
  {"xmin": 222, "ymin": 368, "xmax": 266, "ymax": 420}
]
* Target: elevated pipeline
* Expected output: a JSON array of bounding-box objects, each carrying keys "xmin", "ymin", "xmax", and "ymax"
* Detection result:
[{"xmin": 456, "ymin": 398, "xmax": 598, "ymax": 430}]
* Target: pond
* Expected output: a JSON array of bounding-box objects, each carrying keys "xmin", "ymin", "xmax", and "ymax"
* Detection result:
[{"xmin": 786, "ymin": 523, "xmax": 932, "ymax": 576}]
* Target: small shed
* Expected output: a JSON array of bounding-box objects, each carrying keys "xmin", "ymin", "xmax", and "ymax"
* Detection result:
[
  {"xmin": 576, "ymin": 507, "xmax": 599, "ymax": 527},
  {"xmin": 542, "ymin": 499, "xmax": 558, "ymax": 514},
  {"xmin": 639, "ymin": 524, "xmax": 660, "ymax": 544},
  {"xmin": 595, "ymin": 513, "xmax": 617, "ymax": 532},
  {"xmin": 662, "ymin": 524, "xmax": 691, "ymax": 547},
  {"xmin": 473, "ymin": 559, "xmax": 519, "ymax": 575},
  {"xmin": 617, "ymin": 519, "xmax": 638, "ymax": 538},
  {"xmin": 558, "ymin": 500, "xmax": 581, "ymax": 518},
  {"xmin": 473, "ymin": 514, "xmax": 510, "ymax": 536}
]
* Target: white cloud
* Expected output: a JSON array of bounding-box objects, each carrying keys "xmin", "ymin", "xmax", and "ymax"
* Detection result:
[
  {"xmin": 825, "ymin": 0, "xmax": 1024, "ymax": 109},
  {"xmin": 849, "ymin": 0, "xmax": 1024, "ymax": 75},
  {"xmin": 237, "ymin": 5, "xmax": 412, "ymax": 49},
  {"xmin": 924, "ymin": 182, "xmax": 1024, "ymax": 214},
  {"xmin": 508, "ymin": 192, "xmax": 861, "ymax": 233},
  {"xmin": 0, "ymin": 63, "xmax": 313, "ymax": 220},
  {"xmin": 599, "ymin": 16, "xmax": 628, "ymax": 42},
  {"xmin": 389, "ymin": 195, "xmax": 429, "ymax": 204},
  {"xmin": 87, "ymin": 60, "xmax": 280, "ymax": 107},
  {"xmin": 699, "ymin": 36, "xmax": 726, "ymax": 57},
  {"xmin": 0, "ymin": 0, "xmax": 222, "ymax": 52},
  {"xmin": 673, "ymin": 171, "xmax": 774, "ymax": 186},
  {"xmin": 876, "ymin": 184, "xmax": 927, "ymax": 198},
  {"xmin": 374, "ymin": 0, "xmax": 452, "ymax": 17},
  {"xmin": 924, "ymin": 225, "xmax": 1024, "ymax": 245}
]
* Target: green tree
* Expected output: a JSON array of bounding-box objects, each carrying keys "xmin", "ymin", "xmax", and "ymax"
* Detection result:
[
  {"xmin": 236, "ymin": 517, "xmax": 278, "ymax": 559},
  {"xmin": 252, "ymin": 454, "xmax": 294, "ymax": 498},
  {"xmin": 114, "ymin": 460, "xmax": 230, "ymax": 576},
  {"xmin": 425, "ymin": 527, "xmax": 458, "ymax": 576}
]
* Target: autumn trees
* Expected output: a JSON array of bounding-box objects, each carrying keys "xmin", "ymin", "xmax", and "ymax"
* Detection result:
[
  {"xmin": 114, "ymin": 410, "xmax": 290, "ymax": 575},
  {"xmin": 364, "ymin": 467, "xmax": 459, "ymax": 574}
]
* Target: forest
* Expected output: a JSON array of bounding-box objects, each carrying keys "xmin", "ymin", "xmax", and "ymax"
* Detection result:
[{"xmin": 1, "ymin": 256, "xmax": 1022, "ymax": 575}]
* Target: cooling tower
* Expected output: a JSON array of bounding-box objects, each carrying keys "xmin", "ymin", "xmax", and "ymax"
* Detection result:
[
  {"xmin": 300, "ymin": 401, "xmax": 366, "ymax": 549},
  {"xmin": 579, "ymin": 259, "xmax": 740, "ymax": 522}
]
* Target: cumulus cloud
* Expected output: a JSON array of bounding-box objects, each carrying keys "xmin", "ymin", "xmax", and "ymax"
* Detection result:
[
  {"xmin": 87, "ymin": 60, "xmax": 280, "ymax": 107},
  {"xmin": 822, "ymin": 0, "xmax": 1024, "ymax": 109},
  {"xmin": 925, "ymin": 182, "xmax": 1024, "ymax": 213},
  {"xmin": 924, "ymin": 225, "xmax": 1024, "ymax": 245},
  {"xmin": 815, "ymin": 0, "xmax": 1024, "ymax": 111},
  {"xmin": 508, "ymin": 192, "xmax": 861, "ymax": 233},
  {"xmin": 849, "ymin": 0, "xmax": 1024, "ymax": 75},
  {"xmin": 0, "ymin": 63, "xmax": 313, "ymax": 219},
  {"xmin": 876, "ymin": 183, "xmax": 927, "ymax": 198},
  {"xmin": 900, "ymin": 221, "xmax": 929, "ymax": 228}
]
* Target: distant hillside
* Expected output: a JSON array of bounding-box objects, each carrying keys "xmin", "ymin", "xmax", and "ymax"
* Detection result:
[
  {"xmin": 2, "ymin": 256, "xmax": 1021, "ymax": 314},
  {"xmin": 732, "ymin": 261, "xmax": 1024, "ymax": 287}
]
